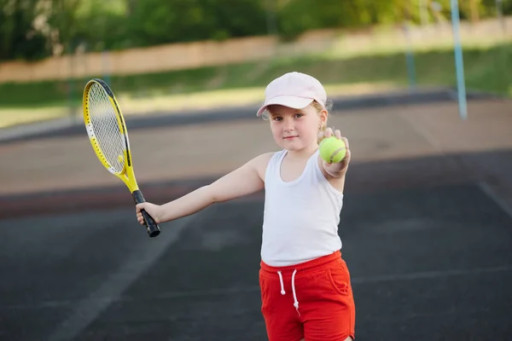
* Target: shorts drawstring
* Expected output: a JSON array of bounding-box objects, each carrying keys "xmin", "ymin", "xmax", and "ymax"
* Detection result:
[
  {"xmin": 276, "ymin": 269, "xmax": 300, "ymax": 315},
  {"xmin": 277, "ymin": 271, "xmax": 286, "ymax": 295},
  {"xmin": 291, "ymin": 269, "xmax": 299, "ymax": 312}
]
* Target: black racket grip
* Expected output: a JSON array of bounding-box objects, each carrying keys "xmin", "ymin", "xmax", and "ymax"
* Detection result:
[{"xmin": 132, "ymin": 190, "xmax": 161, "ymax": 238}]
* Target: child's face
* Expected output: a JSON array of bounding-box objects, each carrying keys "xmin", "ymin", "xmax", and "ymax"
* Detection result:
[{"xmin": 268, "ymin": 104, "xmax": 326, "ymax": 153}]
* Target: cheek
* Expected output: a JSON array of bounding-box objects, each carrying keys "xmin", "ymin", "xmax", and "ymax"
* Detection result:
[
  {"xmin": 270, "ymin": 124, "xmax": 281, "ymax": 141},
  {"xmin": 299, "ymin": 121, "xmax": 318, "ymax": 138}
]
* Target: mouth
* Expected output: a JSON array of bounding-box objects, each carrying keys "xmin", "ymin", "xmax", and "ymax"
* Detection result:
[{"xmin": 283, "ymin": 135, "xmax": 298, "ymax": 140}]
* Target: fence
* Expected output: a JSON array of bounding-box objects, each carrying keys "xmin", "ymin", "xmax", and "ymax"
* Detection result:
[{"xmin": 0, "ymin": 17, "xmax": 510, "ymax": 84}]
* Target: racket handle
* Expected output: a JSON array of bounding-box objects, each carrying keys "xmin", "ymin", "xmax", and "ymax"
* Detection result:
[{"xmin": 132, "ymin": 190, "xmax": 161, "ymax": 238}]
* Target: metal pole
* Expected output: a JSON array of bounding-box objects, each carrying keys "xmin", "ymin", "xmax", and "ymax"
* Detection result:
[
  {"xmin": 450, "ymin": 0, "xmax": 467, "ymax": 120},
  {"xmin": 403, "ymin": 22, "xmax": 416, "ymax": 90}
]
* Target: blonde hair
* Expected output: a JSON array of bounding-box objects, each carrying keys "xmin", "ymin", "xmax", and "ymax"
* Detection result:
[
  {"xmin": 313, "ymin": 100, "xmax": 333, "ymax": 144},
  {"xmin": 261, "ymin": 100, "xmax": 332, "ymax": 144},
  {"xmin": 261, "ymin": 99, "xmax": 332, "ymax": 120}
]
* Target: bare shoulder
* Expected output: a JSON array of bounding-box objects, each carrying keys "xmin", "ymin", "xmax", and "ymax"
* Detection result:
[{"xmin": 247, "ymin": 152, "xmax": 275, "ymax": 180}]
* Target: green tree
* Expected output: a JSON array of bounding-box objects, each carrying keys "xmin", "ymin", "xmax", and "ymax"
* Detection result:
[
  {"xmin": 482, "ymin": 0, "xmax": 512, "ymax": 15},
  {"xmin": 1, "ymin": 0, "xmax": 509, "ymax": 61},
  {"xmin": 0, "ymin": 0, "xmax": 47, "ymax": 60},
  {"xmin": 128, "ymin": 0, "xmax": 267, "ymax": 46},
  {"xmin": 276, "ymin": 0, "xmax": 409, "ymax": 39}
]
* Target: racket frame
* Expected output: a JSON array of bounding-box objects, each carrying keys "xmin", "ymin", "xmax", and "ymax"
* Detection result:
[{"xmin": 83, "ymin": 79, "xmax": 160, "ymax": 237}]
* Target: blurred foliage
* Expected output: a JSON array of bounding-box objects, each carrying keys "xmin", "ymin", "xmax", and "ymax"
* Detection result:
[
  {"xmin": 0, "ymin": 0, "xmax": 511, "ymax": 61},
  {"xmin": 0, "ymin": 0, "xmax": 47, "ymax": 60},
  {"xmin": 277, "ymin": 0, "xmax": 410, "ymax": 38}
]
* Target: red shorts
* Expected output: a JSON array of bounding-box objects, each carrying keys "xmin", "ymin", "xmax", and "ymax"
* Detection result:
[{"xmin": 259, "ymin": 251, "xmax": 355, "ymax": 341}]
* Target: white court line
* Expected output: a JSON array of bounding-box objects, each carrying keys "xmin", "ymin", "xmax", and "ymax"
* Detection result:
[
  {"xmin": 39, "ymin": 264, "xmax": 512, "ymax": 314},
  {"xmin": 48, "ymin": 215, "xmax": 194, "ymax": 341},
  {"xmin": 7, "ymin": 262, "xmax": 512, "ymax": 318},
  {"xmin": 478, "ymin": 181, "xmax": 512, "ymax": 219}
]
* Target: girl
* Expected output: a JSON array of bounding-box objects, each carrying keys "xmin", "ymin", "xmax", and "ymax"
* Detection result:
[{"xmin": 136, "ymin": 71, "xmax": 355, "ymax": 341}]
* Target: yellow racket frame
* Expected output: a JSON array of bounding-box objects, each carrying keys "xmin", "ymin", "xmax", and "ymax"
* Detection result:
[
  {"xmin": 82, "ymin": 79, "xmax": 139, "ymax": 193},
  {"xmin": 82, "ymin": 79, "xmax": 160, "ymax": 238}
]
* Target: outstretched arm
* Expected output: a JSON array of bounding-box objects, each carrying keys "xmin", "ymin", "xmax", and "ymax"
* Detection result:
[{"xmin": 136, "ymin": 153, "xmax": 272, "ymax": 224}]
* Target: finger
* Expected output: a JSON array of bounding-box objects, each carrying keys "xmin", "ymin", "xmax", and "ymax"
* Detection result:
[
  {"xmin": 324, "ymin": 127, "xmax": 333, "ymax": 137},
  {"xmin": 344, "ymin": 147, "xmax": 351, "ymax": 161},
  {"xmin": 342, "ymin": 147, "xmax": 351, "ymax": 167},
  {"xmin": 135, "ymin": 203, "xmax": 146, "ymax": 213},
  {"xmin": 342, "ymin": 136, "xmax": 349, "ymax": 149},
  {"xmin": 334, "ymin": 129, "xmax": 342, "ymax": 139}
]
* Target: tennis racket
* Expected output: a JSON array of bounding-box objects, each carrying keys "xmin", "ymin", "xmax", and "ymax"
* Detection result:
[{"xmin": 82, "ymin": 78, "xmax": 160, "ymax": 238}]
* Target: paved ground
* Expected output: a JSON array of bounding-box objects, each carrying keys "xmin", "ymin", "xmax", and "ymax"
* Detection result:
[{"xmin": 0, "ymin": 90, "xmax": 511, "ymax": 340}]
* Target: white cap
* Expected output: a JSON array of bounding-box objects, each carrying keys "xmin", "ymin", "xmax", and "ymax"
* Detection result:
[{"xmin": 256, "ymin": 72, "xmax": 327, "ymax": 116}]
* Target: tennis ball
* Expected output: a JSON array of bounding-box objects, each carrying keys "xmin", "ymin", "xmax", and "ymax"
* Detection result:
[{"xmin": 319, "ymin": 136, "xmax": 346, "ymax": 163}]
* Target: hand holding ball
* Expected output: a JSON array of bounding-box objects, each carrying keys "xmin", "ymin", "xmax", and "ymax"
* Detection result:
[{"xmin": 319, "ymin": 136, "xmax": 346, "ymax": 163}]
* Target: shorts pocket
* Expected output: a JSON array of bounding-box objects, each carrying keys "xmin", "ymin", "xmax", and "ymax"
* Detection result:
[{"xmin": 327, "ymin": 266, "xmax": 350, "ymax": 296}]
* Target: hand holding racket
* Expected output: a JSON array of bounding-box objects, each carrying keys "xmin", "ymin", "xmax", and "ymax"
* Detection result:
[{"xmin": 82, "ymin": 79, "xmax": 160, "ymax": 238}]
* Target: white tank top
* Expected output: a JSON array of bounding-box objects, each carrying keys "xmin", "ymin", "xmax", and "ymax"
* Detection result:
[{"xmin": 261, "ymin": 149, "xmax": 343, "ymax": 266}]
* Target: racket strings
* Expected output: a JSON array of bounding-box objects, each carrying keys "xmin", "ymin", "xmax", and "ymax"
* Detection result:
[{"xmin": 88, "ymin": 84, "xmax": 126, "ymax": 174}]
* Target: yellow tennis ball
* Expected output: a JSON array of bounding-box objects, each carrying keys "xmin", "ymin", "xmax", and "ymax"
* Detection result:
[
  {"xmin": 117, "ymin": 154, "xmax": 124, "ymax": 163},
  {"xmin": 319, "ymin": 136, "xmax": 346, "ymax": 163}
]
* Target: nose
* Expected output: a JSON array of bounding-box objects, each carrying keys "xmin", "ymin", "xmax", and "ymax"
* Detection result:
[{"xmin": 283, "ymin": 116, "xmax": 294, "ymax": 131}]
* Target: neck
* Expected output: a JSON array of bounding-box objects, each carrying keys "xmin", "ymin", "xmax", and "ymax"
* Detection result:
[{"xmin": 286, "ymin": 145, "xmax": 318, "ymax": 160}]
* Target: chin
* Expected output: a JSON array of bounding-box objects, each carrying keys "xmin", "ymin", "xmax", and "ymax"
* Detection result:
[{"xmin": 284, "ymin": 144, "xmax": 304, "ymax": 152}]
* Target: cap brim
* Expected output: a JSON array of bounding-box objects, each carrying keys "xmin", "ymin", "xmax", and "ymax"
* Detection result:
[{"xmin": 256, "ymin": 96, "xmax": 313, "ymax": 116}]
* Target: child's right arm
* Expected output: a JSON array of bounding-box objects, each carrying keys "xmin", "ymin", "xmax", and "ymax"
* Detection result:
[{"xmin": 136, "ymin": 152, "xmax": 273, "ymax": 225}]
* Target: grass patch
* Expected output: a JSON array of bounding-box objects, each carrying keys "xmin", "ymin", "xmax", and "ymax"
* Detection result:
[
  {"xmin": 0, "ymin": 106, "xmax": 72, "ymax": 128},
  {"xmin": 0, "ymin": 42, "xmax": 510, "ymax": 126}
]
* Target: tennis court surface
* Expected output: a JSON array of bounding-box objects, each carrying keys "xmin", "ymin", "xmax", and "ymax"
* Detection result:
[{"xmin": 1, "ymin": 90, "xmax": 511, "ymax": 340}]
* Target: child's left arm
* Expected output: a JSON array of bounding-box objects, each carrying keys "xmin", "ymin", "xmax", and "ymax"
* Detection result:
[{"xmin": 320, "ymin": 128, "xmax": 351, "ymax": 192}]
